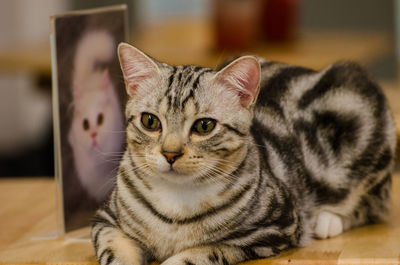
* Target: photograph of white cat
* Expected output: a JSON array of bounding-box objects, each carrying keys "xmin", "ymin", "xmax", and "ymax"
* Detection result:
[{"xmin": 68, "ymin": 30, "xmax": 124, "ymax": 203}]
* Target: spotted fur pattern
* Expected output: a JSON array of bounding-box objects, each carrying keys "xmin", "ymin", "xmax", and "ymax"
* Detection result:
[{"xmin": 92, "ymin": 44, "xmax": 396, "ymax": 265}]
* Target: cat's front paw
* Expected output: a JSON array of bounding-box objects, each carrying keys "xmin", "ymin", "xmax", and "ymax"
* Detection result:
[
  {"xmin": 161, "ymin": 254, "xmax": 194, "ymax": 265},
  {"xmin": 161, "ymin": 249, "xmax": 219, "ymax": 265},
  {"xmin": 161, "ymin": 246, "xmax": 245, "ymax": 265},
  {"xmin": 314, "ymin": 211, "xmax": 343, "ymax": 239},
  {"xmin": 97, "ymin": 249, "xmax": 120, "ymax": 265}
]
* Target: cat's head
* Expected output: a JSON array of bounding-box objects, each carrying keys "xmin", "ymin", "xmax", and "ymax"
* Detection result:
[
  {"xmin": 70, "ymin": 70, "xmax": 116, "ymax": 150},
  {"xmin": 118, "ymin": 43, "xmax": 260, "ymax": 184}
]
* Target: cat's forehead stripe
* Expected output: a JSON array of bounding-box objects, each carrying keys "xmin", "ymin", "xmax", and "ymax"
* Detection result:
[
  {"xmin": 167, "ymin": 67, "xmax": 177, "ymax": 89},
  {"xmin": 164, "ymin": 66, "xmax": 214, "ymax": 113}
]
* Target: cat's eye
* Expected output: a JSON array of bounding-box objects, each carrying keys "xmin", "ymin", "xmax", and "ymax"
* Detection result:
[
  {"xmin": 83, "ymin": 119, "xmax": 89, "ymax": 130},
  {"xmin": 192, "ymin": 118, "xmax": 216, "ymax": 135},
  {"xmin": 97, "ymin": 113, "xmax": 104, "ymax": 126},
  {"xmin": 141, "ymin": 113, "xmax": 161, "ymax": 131}
]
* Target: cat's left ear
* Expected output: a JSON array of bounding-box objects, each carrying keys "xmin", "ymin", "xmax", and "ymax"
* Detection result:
[
  {"xmin": 118, "ymin": 43, "xmax": 161, "ymax": 97},
  {"xmin": 213, "ymin": 56, "xmax": 261, "ymax": 108}
]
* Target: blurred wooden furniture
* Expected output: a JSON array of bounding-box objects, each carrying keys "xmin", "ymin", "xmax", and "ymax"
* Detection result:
[
  {"xmin": 0, "ymin": 175, "xmax": 399, "ymax": 264},
  {"xmin": 0, "ymin": 43, "xmax": 50, "ymax": 74},
  {"xmin": 133, "ymin": 20, "xmax": 391, "ymax": 69},
  {"xmin": 0, "ymin": 19, "xmax": 392, "ymax": 73}
]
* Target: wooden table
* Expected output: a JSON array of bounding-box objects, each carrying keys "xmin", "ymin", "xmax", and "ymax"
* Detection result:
[{"xmin": 0, "ymin": 174, "xmax": 399, "ymax": 264}]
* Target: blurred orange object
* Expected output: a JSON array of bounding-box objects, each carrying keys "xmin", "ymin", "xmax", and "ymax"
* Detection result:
[
  {"xmin": 214, "ymin": 0, "xmax": 261, "ymax": 50},
  {"xmin": 261, "ymin": 0, "xmax": 299, "ymax": 41}
]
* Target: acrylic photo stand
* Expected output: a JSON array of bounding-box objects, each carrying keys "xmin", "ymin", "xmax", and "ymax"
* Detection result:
[{"xmin": 50, "ymin": 5, "xmax": 129, "ymax": 239}]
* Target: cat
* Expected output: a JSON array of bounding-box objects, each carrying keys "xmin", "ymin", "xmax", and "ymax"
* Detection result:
[
  {"xmin": 91, "ymin": 43, "xmax": 396, "ymax": 265},
  {"xmin": 68, "ymin": 30, "xmax": 124, "ymax": 203}
]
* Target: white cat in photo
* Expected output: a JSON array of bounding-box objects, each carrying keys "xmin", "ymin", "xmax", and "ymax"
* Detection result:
[{"xmin": 68, "ymin": 30, "xmax": 124, "ymax": 202}]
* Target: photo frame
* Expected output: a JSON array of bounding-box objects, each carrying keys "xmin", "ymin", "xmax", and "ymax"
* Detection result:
[{"xmin": 50, "ymin": 5, "xmax": 129, "ymax": 234}]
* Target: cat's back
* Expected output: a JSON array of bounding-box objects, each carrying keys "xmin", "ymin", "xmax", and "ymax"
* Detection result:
[
  {"xmin": 255, "ymin": 60, "xmax": 395, "ymax": 144},
  {"xmin": 253, "ymin": 60, "xmax": 396, "ymax": 208},
  {"xmin": 256, "ymin": 60, "xmax": 387, "ymax": 111}
]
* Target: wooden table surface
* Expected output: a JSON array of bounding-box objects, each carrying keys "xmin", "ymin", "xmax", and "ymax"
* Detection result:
[{"xmin": 0, "ymin": 174, "xmax": 399, "ymax": 265}]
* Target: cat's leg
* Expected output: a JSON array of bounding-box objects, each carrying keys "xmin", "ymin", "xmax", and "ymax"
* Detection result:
[
  {"xmin": 161, "ymin": 245, "xmax": 267, "ymax": 265},
  {"xmin": 92, "ymin": 216, "xmax": 147, "ymax": 265},
  {"xmin": 345, "ymin": 173, "xmax": 392, "ymax": 229},
  {"xmin": 314, "ymin": 211, "xmax": 343, "ymax": 239},
  {"xmin": 314, "ymin": 172, "xmax": 392, "ymax": 239}
]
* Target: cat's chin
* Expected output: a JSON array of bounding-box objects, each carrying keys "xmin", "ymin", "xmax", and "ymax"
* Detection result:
[
  {"xmin": 157, "ymin": 169, "xmax": 198, "ymax": 184},
  {"xmin": 161, "ymin": 169, "xmax": 188, "ymax": 177}
]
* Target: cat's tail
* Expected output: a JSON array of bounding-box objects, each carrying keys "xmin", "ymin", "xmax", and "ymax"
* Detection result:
[{"xmin": 72, "ymin": 30, "xmax": 116, "ymax": 85}]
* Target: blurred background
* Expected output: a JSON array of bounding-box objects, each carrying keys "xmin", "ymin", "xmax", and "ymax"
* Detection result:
[{"xmin": 0, "ymin": 0, "xmax": 399, "ymax": 177}]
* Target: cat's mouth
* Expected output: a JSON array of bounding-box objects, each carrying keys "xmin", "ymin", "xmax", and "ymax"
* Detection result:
[{"xmin": 163, "ymin": 166, "xmax": 187, "ymax": 177}]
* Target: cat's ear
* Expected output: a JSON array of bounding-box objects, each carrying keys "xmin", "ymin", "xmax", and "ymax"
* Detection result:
[
  {"xmin": 118, "ymin": 43, "xmax": 161, "ymax": 97},
  {"xmin": 213, "ymin": 56, "xmax": 261, "ymax": 108}
]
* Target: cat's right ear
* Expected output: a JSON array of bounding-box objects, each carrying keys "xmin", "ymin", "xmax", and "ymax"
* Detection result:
[
  {"xmin": 212, "ymin": 56, "xmax": 261, "ymax": 108},
  {"xmin": 118, "ymin": 43, "xmax": 161, "ymax": 97}
]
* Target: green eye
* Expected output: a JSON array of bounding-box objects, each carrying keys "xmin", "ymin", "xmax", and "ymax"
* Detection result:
[
  {"xmin": 192, "ymin": 118, "xmax": 216, "ymax": 135},
  {"xmin": 141, "ymin": 113, "xmax": 161, "ymax": 131}
]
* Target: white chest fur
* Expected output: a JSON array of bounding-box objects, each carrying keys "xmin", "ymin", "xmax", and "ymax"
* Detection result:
[
  {"xmin": 146, "ymin": 178, "xmax": 225, "ymax": 218},
  {"xmin": 117, "ymin": 176, "xmax": 238, "ymax": 260}
]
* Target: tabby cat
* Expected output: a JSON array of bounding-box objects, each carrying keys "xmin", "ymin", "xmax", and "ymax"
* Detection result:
[{"xmin": 92, "ymin": 43, "xmax": 396, "ymax": 265}]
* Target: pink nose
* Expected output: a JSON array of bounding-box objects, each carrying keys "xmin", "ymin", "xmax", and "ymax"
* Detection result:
[
  {"xmin": 162, "ymin": 151, "xmax": 183, "ymax": 165},
  {"xmin": 91, "ymin": 132, "xmax": 97, "ymax": 138}
]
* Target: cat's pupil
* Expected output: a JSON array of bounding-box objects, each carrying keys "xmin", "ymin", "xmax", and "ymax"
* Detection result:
[
  {"xmin": 97, "ymin": 113, "xmax": 104, "ymax": 126},
  {"xmin": 148, "ymin": 116, "xmax": 154, "ymax": 126},
  {"xmin": 141, "ymin": 113, "xmax": 161, "ymax": 131},
  {"xmin": 201, "ymin": 121, "xmax": 209, "ymax": 130},
  {"xmin": 193, "ymin": 118, "xmax": 215, "ymax": 134},
  {"xmin": 83, "ymin": 119, "xmax": 89, "ymax": 131}
]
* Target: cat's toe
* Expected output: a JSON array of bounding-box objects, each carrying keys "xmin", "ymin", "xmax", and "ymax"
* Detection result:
[
  {"xmin": 328, "ymin": 213, "xmax": 343, "ymax": 237},
  {"xmin": 314, "ymin": 211, "xmax": 343, "ymax": 239}
]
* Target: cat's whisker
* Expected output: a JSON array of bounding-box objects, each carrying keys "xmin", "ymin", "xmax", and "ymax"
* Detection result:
[
  {"xmin": 102, "ymin": 130, "xmax": 127, "ymax": 133},
  {"xmin": 98, "ymin": 155, "xmax": 125, "ymax": 159},
  {"xmin": 195, "ymin": 168, "xmax": 218, "ymax": 184},
  {"xmin": 97, "ymin": 159, "xmax": 124, "ymax": 164},
  {"xmin": 206, "ymin": 157, "xmax": 239, "ymax": 172},
  {"xmin": 92, "ymin": 153, "xmax": 125, "ymax": 160},
  {"xmin": 122, "ymin": 163, "xmax": 149, "ymax": 175},
  {"xmin": 208, "ymin": 168, "xmax": 236, "ymax": 183},
  {"xmin": 208, "ymin": 157, "xmax": 237, "ymax": 166},
  {"xmin": 93, "ymin": 150, "xmax": 147, "ymax": 159},
  {"xmin": 94, "ymin": 173, "xmax": 118, "ymax": 196},
  {"xmin": 96, "ymin": 155, "xmax": 125, "ymax": 160},
  {"xmin": 127, "ymin": 154, "xmax": 148, "ymax": 159},
  {"xmin": 100, "ymin": 151, "xmax": 126, "ymax": 154},
  {"xmin": 94, "ymin": 152, "xmax": 125, "ymax": 157},
  {"xmin": 199, "ymin": 163, "xmax": 238, "ymax": 184},
  {"xmin": 248, "ymin": 142, "xmax": 270, "ymax": 151}
]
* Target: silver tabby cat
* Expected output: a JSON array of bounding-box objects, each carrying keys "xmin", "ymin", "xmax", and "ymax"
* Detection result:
[{"xmin": 92, "ymin": 43, "xmax": 396, "ymax": 265}]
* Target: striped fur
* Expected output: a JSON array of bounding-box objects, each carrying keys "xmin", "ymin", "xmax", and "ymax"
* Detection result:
[{"xmin": 92, "ymin": 44, "xmax": 396, "ymax": 265}]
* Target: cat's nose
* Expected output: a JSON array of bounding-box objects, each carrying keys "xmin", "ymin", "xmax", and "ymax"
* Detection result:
[
  {"xmin": 162, "ymin": 151, "xmax": 183, "ymax": 165},
  {"xmin": 91, "ymin": 132, "xmax": 97, "ymax": 138}
]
